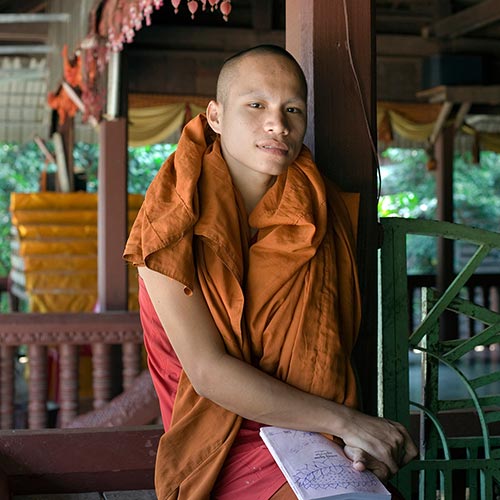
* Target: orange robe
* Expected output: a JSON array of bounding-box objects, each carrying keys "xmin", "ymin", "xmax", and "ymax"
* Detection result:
[{"xmin": 124, "ymin": 114, "xmax": 361, "ymax": 499}]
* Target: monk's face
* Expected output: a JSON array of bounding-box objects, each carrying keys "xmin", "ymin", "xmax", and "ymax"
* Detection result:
[{"xmin": 207, "ymin": 54, "xmax": 307, "ymax": 180}]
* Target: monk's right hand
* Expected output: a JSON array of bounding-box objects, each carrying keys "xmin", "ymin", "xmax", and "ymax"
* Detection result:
[
  {"xmin": 336, "ymin": 408, "xmax": 418, "ymax": 478},
  {"xmin": 343, "ymin": 445, "xmax": 392, "ymax": 481}
]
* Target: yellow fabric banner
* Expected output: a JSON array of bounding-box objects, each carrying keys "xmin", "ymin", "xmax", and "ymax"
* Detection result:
[
  {"xmin": 129, "ymin": 103, "xmax": 186, "ymax": 147},
  {"xmin": 10, "ymin": 192, "xmax": 143, "ymax": 313},
  {"xmin": 462, "ymin": 124, "xmax": 500, "ymax": 154},
  {"xmin": 377, "ymin": 102, "xmax": 500, "ymax": 152}
]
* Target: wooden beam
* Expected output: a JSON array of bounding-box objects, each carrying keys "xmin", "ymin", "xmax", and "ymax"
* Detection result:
[
  {"xmin": 377, "ymin": 33, "xmax": 500, "ymax": 57},
  {"xmin": 429, "ymin": 101, "xmax": 453, "ymax": 145},
  {"xmin": 0, "ymin": 69, "xmax": 47, "ymax": 83},
  {"xmin": 0, "ymin": 13, "xmax": 69, "ymax": 23},
  {"xmin": 424, "ymin": 0, "xmax": 500, "ymax": 39},
  {"xmin": 252, "ymin": 0, "xmax": 273, "ymax": 31},
  {"xmin": 454, "ymin": 101, "xmax": 471, "ymax": 130},
  {"xmin": 0, "ymin": 23, "xmax": 48, "ymax": 43},
  {"xmin": 417, "ymin": 85, "xmax": 500, "ymax": 104},
  {"xmin": 133, "ymin": 26, "xmax": 500, "ymax": 58},
  {"xmin": 434, "ymin": 0, "xmax": 452, "ymax": 19},
  {"xmin": 0, "ymin": 45, "xmax": 54, "ymax": 55},
  {"xmin": 0, "ymin": 312, "xmax": 141, "ymax": 345},
  {"xmin": 376, "ymin": 34, "xmax": 437, "ymax": 57},
  {"xmin": 133, "ymin": 25, "xmax": 285, "ymax": 51}
]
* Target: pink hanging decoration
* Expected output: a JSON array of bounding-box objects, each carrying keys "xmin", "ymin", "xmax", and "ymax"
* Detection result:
[
  {"xmin": 200, "ymin": 0, "xmax": 207, "ymax": 11},
  {"xmin": 208, "ymin": 0, "xmax": 218, "ymax": 12},
  {"xmin": 171, "ymin": 0, "xmax": 181, "ymax": 13},
  {"xmin": 187, "ymin": 0, "xmax": 199, "ymax": 19},
  {"xmin": 144, "ymin": 2, "xmax": 154, "ymax": 25},
  {"xmin": 220, "ymin": 0, "xmax": 231, "ymax": 21}
]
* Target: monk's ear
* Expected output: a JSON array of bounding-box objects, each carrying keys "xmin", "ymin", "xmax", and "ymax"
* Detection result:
[{"xmin": 206, "ymin": 100, "xmax": 222, "ymax": 134}]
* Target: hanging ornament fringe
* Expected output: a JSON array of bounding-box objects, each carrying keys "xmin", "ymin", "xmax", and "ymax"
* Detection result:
[
  {"xmin": 220, "ymin": 0, "xmax": 231, "ymax": 21},
  {"xmin": 187, "ymin": 0, "xmax": 199, "ymax": 19},
  {"xmin": 171, "ymin": 0, "xmax": 181, "ymax": 13},
  {"xmin": 208, "ymin": 0, "xmax": 218, "ymax": 11},
  {"xmin": 171, "ymin": 0, "xmax": 231, "ymax": 20},
  {"xmin": 105, "ymin": 0, "xmax": 233, "ymax": 52}
]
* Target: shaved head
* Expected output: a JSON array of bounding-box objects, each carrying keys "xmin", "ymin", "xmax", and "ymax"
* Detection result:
[{"xmin": 216, "ymin": 45, "xmax": 308, "ymax": 105}]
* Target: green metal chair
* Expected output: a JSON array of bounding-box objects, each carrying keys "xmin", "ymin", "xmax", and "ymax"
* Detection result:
[{"xmin": 379, "ymin": 217, "xmax": 500, "ymax": 500}]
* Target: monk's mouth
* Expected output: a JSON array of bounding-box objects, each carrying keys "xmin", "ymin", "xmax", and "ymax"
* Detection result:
[{"xmin": 257, "ymin": 144, "xmax": 289, "ymax": 156}]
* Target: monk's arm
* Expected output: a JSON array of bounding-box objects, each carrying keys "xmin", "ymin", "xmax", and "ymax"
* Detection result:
[{"xmin": 138, "ymin": 265, "xmax": 417, "ymax": 479}]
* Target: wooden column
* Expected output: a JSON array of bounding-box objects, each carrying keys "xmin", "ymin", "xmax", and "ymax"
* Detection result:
[
  {"xmin": 286, "ymin": 0, "xmax": 378, "ymax": 414},
  {"xmin": 97, "ymin": 50, "xmax": 129, "ymax": 398},
  {"xmin": 435, "ymin": 124, "xmax": 458, "ymax": 340},
  {"xmin": 97, "ymin": 117, "xmax": 128, "ymax": 312}
]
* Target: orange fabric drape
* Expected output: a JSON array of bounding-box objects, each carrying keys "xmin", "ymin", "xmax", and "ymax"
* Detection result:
[{"xmin": 124, "ymin": 114, "xmax": 361, "ymax": 499}]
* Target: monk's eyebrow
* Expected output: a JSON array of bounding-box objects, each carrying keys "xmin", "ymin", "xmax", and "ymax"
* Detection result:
[{"xmin": 236, "ymin": 91, "xmax": 305, "ymax": 104}]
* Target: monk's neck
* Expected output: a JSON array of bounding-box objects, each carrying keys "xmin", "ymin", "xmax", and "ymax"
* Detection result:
[{"xmin": 229, "ymin": 169, "xmax": 276, "ymax": 216}]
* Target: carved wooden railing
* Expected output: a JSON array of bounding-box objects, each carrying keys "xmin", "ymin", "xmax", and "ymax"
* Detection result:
[{"xmin": 0, "ymin": 312, "xmax": 147, "ymax": 429}]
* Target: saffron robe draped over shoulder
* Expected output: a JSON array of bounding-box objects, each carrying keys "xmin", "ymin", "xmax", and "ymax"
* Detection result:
[{"xmin": 123, "ymin": 114, "xmax": 361, "ymax": 500}]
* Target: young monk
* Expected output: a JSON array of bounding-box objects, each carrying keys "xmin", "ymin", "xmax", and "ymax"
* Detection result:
[{"xmin": 124, "ymin": 45, "xmax": 417, "ymax": 500}]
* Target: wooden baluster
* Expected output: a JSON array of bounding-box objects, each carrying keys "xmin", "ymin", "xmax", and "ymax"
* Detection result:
[
  {"xmin": 92, "ymin": 343, "xmax": 112, "ymax": 410},
  {"xmin": 59, "ymin": 344, "xmax": 79, "ymax": 427},
  {"xmin": 490, "ymin": 285, "xmax": 499, "ymax": 313},
  {"xmin": 28, "ymin": 345, "xmax": 48, "ymax": 429},
  {"xmin": 122, "ymin": 342, "xmax": 141, "ymax": 391},
  {"xmin": 0, "ymin": 346, "xmax": 15, "ymax": 429}
]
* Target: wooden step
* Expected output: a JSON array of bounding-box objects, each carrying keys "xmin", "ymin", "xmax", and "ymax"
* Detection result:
[{"xmin": 0, "ymin": 426, "xmax": 162, "ymax": 497}]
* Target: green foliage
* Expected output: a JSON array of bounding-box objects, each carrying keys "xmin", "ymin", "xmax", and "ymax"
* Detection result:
[
  {"xmin": 72, "ymin": 142, "xmax": 177, "ymax": 194},
  {"xmin": 128, "ymin": 143, "xmax": 177, "ymax": 193},
  {"xmin": 378, "ymin": 147, "xmax": 500, "ymax": 274},
  {"xmin": 0, "ymin": 140, "xmax": 176, "ymax": 283},
  {"xmin": 73, "ymin": 142, "xmax": 99, "ymax": 192},
  {"xmin": 453, "ymin": 152, "xmax": 500, "ymax": 232},
  {"xmin": 0, "ymin": 143, "xmax": 46, "ymax": 277}
]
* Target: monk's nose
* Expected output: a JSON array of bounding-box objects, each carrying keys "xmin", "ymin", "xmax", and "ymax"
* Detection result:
[{"xmin": 265, "ymin": 110, "xmax": 289, "ymax": 135}]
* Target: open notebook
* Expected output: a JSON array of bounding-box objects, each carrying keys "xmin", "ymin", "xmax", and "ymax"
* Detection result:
[{"xmin": 260, "ymin": 426, "xmax": 391, "ymax": 500}]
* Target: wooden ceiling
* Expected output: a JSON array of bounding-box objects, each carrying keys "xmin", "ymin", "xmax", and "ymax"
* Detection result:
[{"xmin": 0, "ymin": 0, "xmax": 499, "ymax": 142}]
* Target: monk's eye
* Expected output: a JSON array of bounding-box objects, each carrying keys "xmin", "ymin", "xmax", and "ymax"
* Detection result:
[
  {"xmin": 286, "ymin": 107, "xmax": 301, "ymax": 114},
  {"xmin": 249, "ymin": 102, "xmax": 263, "ymax": 109}
]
